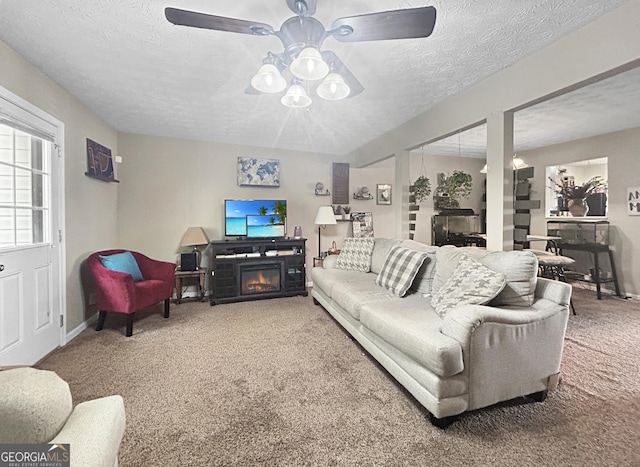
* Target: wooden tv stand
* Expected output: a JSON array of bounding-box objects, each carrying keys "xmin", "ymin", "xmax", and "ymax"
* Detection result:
[{"xmin": 209, "ymin": 238, "xmax": 307, "ymax": 305}]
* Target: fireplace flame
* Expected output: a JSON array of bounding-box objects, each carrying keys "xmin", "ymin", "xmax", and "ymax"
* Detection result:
[{"xmin": 243, "ymin": 269, "xmax": 280, "ymax": 293}]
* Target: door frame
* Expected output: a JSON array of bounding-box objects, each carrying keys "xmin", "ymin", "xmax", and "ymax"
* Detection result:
[{"xmin": 0, "ymin": 84, "xmax": 66, "ymax": 352}]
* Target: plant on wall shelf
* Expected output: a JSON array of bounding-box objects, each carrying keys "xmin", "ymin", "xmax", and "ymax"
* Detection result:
[{"xmin": 411, "ymin": 175, "xmax": 432, "ymax": 203}]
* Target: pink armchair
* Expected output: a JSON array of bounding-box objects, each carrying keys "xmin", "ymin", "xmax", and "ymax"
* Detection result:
[{"xmin": 87, "ymin": 250, "xmax": 176, "ymax": 337}]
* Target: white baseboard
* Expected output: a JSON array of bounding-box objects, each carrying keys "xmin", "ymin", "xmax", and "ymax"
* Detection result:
[{"xmin": 66, "ymin": 312, "xmax": 99, "ymax": 342}]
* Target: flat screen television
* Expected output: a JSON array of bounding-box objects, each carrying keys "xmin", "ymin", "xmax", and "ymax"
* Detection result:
[
  {"xmin": 246, "ymin": 214, "xmax": 286, "ymax": 238},
  {"xmin": 224, "ymin": 199, "xmax": 287, "ymax": 237}
]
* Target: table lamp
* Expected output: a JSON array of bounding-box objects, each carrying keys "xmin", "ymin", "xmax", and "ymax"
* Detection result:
[
  {"xmin": 180, "ymin": 227, "xmax": 210, "ymax": 271},
  {"xmin": 314, "ymin": 206, "xmax": 337, "ymax": 258}
]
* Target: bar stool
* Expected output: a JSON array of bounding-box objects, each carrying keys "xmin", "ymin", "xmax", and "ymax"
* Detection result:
[{"xmin": 531, "ymin": 250, "xmax": 577, "ymax": 315}]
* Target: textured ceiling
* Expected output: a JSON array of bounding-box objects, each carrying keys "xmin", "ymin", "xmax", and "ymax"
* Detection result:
[{"xmin": 0, "ymin": 0, "xmax": 635, "ymax": 157}]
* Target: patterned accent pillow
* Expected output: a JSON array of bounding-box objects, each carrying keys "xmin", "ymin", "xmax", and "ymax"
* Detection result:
[
  {"xmin": 431, "ymin": 253, "xmax": 507, "ymax": 318},
  {"xmin": 375, "ymin": 246, "xmax": 429, "ymax": 297},
  {"xmin": 335, "ymin": 237, "xmax": 375, "ymax": 272}
]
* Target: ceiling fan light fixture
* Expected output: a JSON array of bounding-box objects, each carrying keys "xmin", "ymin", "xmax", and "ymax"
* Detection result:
[
  {"xmin": 281, "ymin": 83, "xmax": 312, "ymax": 108},
  {"xmin": 317, "ymin": 72, "xmax": 350, "ymax": 100},
  {"xmin": 290, "ymin": 46, "xmax": 329, "ymax": 81},
  {"xmin": 251, "ymin": 63, "xmax": 287, "ymax": 93}
]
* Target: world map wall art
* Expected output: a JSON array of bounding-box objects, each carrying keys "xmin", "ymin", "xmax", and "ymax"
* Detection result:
[{"xmin": 237, "ymin": 157, "xmax": 280, "ymax": 187}]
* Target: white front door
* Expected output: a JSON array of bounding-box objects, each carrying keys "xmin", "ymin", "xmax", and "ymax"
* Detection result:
[{"xmin": 0, "ymin": 88, "xmax": 64, "ymax": 366}]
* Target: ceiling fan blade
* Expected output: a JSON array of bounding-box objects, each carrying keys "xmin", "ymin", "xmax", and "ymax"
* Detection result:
[
  {"xmin": 321, "ymin": 51, "xmax": 364, "ymax": 98},
  {"xmin": 286, "ymin": 0, "xmax": 317, "ymax": 17},
  {"xmin": 165, "ymin": 7, "xmax": 274, "ymax": 35},
  {"xmin": 330, "ymin": 7, "xmax": 436, "ymax": 42}
]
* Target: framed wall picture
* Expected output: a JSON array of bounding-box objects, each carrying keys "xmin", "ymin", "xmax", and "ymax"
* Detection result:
[
  {"xmin": 377, "ymin": 184, "xmax": 392, "ymax": 205},
  {"xmin": 351, "ymin": 212, "xmax": 374, "ymax": 238},
  {"xmin": 237, "ymin": 157, "xmax": 280, "ymax": 186},
  {"xmin": 85, "ymin": 138, "xmax": 118, "ymax": 182}
]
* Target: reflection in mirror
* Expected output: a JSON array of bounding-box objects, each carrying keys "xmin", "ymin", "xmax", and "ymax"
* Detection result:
[{"xmin": 546, "ymin": 157, "xmax": 608, "ymax": 217}]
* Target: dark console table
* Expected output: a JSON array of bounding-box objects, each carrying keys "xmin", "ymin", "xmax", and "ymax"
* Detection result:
[{"xmin": 209, "ymin": 238, "xmax": 307, "ymax": 305}]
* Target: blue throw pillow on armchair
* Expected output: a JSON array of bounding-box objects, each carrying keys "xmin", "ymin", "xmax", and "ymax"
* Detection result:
[{"xmin": 99, "ymin": 251, "xmax": 144, "ymax": 281}]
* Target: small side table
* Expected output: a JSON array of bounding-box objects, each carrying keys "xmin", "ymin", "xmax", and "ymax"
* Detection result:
[{"xmin": 175, "ymin": 269, "xmax": 206, "ymax": 304}]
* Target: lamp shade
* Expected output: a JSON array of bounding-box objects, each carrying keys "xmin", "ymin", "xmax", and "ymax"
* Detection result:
[
  {"xmin": 314, "ymin": 206, "xmax": 337, "ymax": 225},
  {"xmin": 251, "ymin": 63, "xmax": 287, "ymax": 93},
  {"xmin": 480, "ymin": 164, "xmax": 487, "ymax": 174},
  {"xmin": 180, "ymin": 227, "xmax": 210, "ymax": 247},
  {"xmin": 281, "ymin": 83, "xmax": 312, "ymax": 108},
  {"xmin": 513, "ymin": 155, "xmax": 528, "ymax": 169},
  {"xmin": 317, "ymin": 72, "xmax": 351, "ymax": 100},
  {"xmin": 290, "ymin": 47, "xmax": 329, "ymax": 81}
]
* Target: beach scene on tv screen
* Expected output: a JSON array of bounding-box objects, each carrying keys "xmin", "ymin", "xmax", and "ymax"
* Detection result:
[
  {"xmin": 225, "ymin": 200, "xmax": 286, "ymax": 236},
  {"xmin": 246, "ymin": 215, "xmax": 286, "ymax": 237}
]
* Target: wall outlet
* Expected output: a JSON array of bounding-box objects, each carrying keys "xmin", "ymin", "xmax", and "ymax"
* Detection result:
[{"xmin": 88, "ymin": 293, "xmax": 96, "ymax": 305}]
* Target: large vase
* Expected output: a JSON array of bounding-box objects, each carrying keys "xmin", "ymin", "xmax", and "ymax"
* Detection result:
[{"xmin": 568, "ymin": 198, "xmax": 589, "ymax": 217}]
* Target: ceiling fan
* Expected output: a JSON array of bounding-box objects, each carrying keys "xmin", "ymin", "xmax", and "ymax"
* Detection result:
[{"xmin": 165, "ymin": 1, "xmax": 437, "ymax": 108}]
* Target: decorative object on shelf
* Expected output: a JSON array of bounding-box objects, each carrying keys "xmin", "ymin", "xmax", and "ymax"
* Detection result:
[
  {"xmin": 628, "ymin": 186, "xmax": 640, "ymax": 216},
  {"xmin": 85, "ymin": 138, "xmax": 119, "ymax": 183},
  {"xmin": 568, "ymin": 198, "xmax": 589, "ymax": 217},
  {"xmin": 353, "ymin": 186, "xmax": 373, "ymax": 200},
  {"xmin": 332, "ymin": 204, "xmax": 343, "ymax": 219},
  {"xmin": 293, "ymin": 225, "xmax": 302, "ymax": 238},
  {"xmin": 549, "ymin": 175, "xmax": 607, "ymax": 217},
  {"xmin": 433, "ymin": 171, "xmax": 473, "ymax": 212},
  {"xmin": 314, "ymin": 206, "xmax": 337, "ymax": 257},
  {"xmin": 342, "ymin": 205, "xmax": 351, "ymax": 219},
  {"xmin": 328, "ymin": 241, "xmax": 341, "ymax": 255},
  {"xmin": 376, "ymin": 184, "xmax": 392, "ymax": 205},
  {"xmin": 237, "ymin": 157, "xmax": 280, "ymax": 186},
  {"xmin": 314, "ymin": 181, "xmax": 330, "ymax": 196},
  {"xmin": 351, "ymin": 212, "xmax": 374, "ymax": 238},
  {"xmin": 165, "ymin": 3, "xmax": 436, "ymax": 108},
  {"xmin": 180, "ymin": 226, "xmax": 210, "ymax": 271}
]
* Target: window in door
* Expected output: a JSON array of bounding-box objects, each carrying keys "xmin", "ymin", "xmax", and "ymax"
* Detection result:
[{"xmin": 0, "ymin": 124, "xmax": 50, "ymax": 248}]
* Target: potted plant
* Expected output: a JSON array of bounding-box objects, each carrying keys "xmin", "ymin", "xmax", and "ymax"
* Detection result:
[
  {"xmin": 342, "ymin": 205, "xmax": 351, "ymax": 220},
  {"xmin": 410, "ymin": 175, "xmax": 432, "ymax": 203},
  {"xmin": 549, "ymin": 175, "xmax": 607, "ymax": 216},
  {"xmin": 433, "ymin": 171, "xmax": 473, "ymax": 211}
]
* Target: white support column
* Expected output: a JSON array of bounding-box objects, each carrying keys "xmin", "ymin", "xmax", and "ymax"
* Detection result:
[
  {"xmin": 394, "ymin": 151, "xmax": 411, "ymax": 239},
  {"xmin": 485, "ymin": 112, "xmax": 514, "ymax": 251}
]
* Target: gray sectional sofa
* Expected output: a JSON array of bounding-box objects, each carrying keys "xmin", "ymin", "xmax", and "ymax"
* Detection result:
[{"xmin": 311, "ymin": 238, "xmax": 571, "ymax": 427}]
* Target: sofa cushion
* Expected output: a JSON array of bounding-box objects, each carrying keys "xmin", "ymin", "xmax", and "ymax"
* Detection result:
[
  {"xmin": 359, "ymin": 297, "xmax": 464, "ymax": 378},
  {"xmin": 331, "ymin": 279, "xmax": 399, "ymax": 321},
  {"xmin": 433, "ymin": 246, "xmax": 538, "ymax": 307},
  {"xmin": 335, "ymin": 237, "xmax": 375, "ymax": 272},
  {"xmin": 370, "ymin": 238, "xmax": 402, "ymax": 274},
  {"xmin": 99, "ymin": 251, "xmax": 144, "ymax": 281},
  {"xmin": 431, "ymin": 253, "xmax": 507, "ymax": 317},
  {"xmin": 311, "ymin": 267, "xmax": 372, "ymax": 298},
  {"xmin": 375, "ymin": 246, "xmax": 429, "ymax": 297},
  {"xmin": 0, "ymin": 368, "xmax": 73, "ymax": 444}
]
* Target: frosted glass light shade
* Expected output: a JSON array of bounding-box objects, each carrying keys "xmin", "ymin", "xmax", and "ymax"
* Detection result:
[
  {"xmin": 281, "ymin": 84, "xmax": 312, "ymax": 108},
  {"xmin": 480, "ymin": 164, "xmax": 487, "ymax": 174},
  {"xmin": 513, "ymin": 155, "xmax": 528, "ymax": 169},
  {"xmin": 317, "ymin": 72, "xmax": 350, "ymax": 100},
  {"xmin": 251, "ymin": 64, "xmax": 287, "ymax": 93},
  {"xmin": 290, "ymin": 47, "xmax": 329, "ymax": 81}
]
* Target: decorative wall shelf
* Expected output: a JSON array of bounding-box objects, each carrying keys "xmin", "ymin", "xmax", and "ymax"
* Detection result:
[{"xmin": 353, "ymin": 193, "xmax": 373, "ymax": 200}]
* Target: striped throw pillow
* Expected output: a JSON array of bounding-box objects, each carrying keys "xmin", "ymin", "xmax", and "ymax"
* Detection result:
[{"xmin": 375, "ymin": 246, "xmax": 429, "ymax": 297}]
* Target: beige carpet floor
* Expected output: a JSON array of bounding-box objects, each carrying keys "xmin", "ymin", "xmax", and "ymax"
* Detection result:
[{"xmin": 38, "ymin": 287, "xmax": 640, "ymax": 466}]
